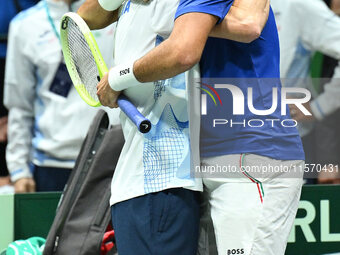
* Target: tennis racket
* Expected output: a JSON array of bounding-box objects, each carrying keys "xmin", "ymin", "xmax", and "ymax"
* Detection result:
[{"xmin": 60, "ymin": 12, "xmax": 151, "ymax": 134}]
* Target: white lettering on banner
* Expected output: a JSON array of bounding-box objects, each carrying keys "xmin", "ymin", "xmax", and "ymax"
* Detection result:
[
  {"xmin": 321, "ymin": 200, "xmax": 340, "ymax": 242},
  {"xmin": 288, "ymin": 200, "xmax": 340, "ymax": 243},
  {"xmin": 288, "ymin": 201, "xmax": 316, "ymax": 243}
]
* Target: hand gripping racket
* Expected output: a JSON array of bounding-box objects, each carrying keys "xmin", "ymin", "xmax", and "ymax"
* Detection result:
[{"xmin": 60, "ymin": 12, "xmax": 151, "ymax": 133}]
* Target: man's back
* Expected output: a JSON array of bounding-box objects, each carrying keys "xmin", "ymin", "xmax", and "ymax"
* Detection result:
[{"xmin": 199, "ymin": 7, "xmax": 304, "ymax": 161}]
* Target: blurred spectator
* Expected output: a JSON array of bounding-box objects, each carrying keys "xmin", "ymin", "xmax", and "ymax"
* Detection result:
[
  {"xmin": 4, "ymin": 0, "xmax": 115, "ymax": 192},
  {"xmin": 0, "ymin": 0, "xmax": 39, "ymax": 183},
  {"xmin": 271, "ymin": 0, "xmax": 340, "ymax": 184},
  {"xmin": 313, "ymin": 0, "xmax": 340, "ymax": 184}
]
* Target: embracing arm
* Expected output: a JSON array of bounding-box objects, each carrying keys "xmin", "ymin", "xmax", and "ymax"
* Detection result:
[
  {"xmin": 210, "ymin": 0, "xmax": 270, "ymax": 43},
  {"xmin": 97, "ymin": 12, "xmax": 218, "ymax": 108},
  {"xmin": 77, "ymin": 0, "xmax": 119, "ymax": 30},
  {"xmin": 133, "ymin": 13, "xmax": 218, "ymax": 82}
]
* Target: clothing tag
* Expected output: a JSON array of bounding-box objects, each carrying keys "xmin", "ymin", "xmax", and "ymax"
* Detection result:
[{"xmin": 49, "ymin": 62, "xmax": 73, "ymax": 97}]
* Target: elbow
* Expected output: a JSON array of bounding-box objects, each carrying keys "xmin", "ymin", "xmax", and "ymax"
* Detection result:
[
  {"xmin": 242, "ymin": 21, "xmax": 262, "ymax": 43},
  {"xmin": 173, "ymin": 47, "xmax": 201, "ymax": 72},
  {"xmin": 249, "ymin": 22, "xmax": 262, "ymax": 42},
  {"xmin": 244, "ymin": 26, "xmax": 262, "ymax": 43}
]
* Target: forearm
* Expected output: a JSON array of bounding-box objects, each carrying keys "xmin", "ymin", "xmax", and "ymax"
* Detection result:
[
  {"xmin": 133, "ymin": 39, "xmax": 193, "ymax": 82},
  {"xmin": 6, "ymin": 108, "xmax": 34, "ymax": 182},
  {"xmin": 133, "ymin": 13, "xmax": 217, "ymax": 83},
  {"xmin": 77, "ymin": 0, "xmax": 118, "ymax": 30},
  {"xmin": 210, "ymin": 0, "xmax": 269, "ymax": 43}
]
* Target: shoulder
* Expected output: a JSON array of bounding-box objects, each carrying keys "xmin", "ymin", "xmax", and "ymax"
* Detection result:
[
  {"xmin": 175, "ymin": 0, "xmax": 230, "ymax": 21},
  {"xmin": 273, "ymin": 0, "xmax": 331, "ymax": 23},
  {"xmin": 10, "ymin": 2, "xmax": 46, "ymax": 37},
  {"xmin": 288, "ymin": 0, "xmax": 328, "ymax": 13},
  {"xmin": 11, "ymin": 1, "xmax": 45, "ymax": 27}
]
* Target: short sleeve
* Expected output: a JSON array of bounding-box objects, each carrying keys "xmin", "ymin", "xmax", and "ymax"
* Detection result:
[
  {"xmin": 175, "ymin": 0, "xmax": 234, "ymax": 23},
  {"xmin": 98, "ymin": 0, "xmax": 125, "ymax": 11}
]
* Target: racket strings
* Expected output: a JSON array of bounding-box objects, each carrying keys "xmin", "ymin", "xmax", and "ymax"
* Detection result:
[{"xmin": 66, "ymin": 19, "xmax": 99, "ymax": 102}]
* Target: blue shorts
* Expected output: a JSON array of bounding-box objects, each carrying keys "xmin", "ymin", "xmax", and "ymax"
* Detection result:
[{"xmin": 111, "ymin": 188, "xmax": 200, "ymax": 255}]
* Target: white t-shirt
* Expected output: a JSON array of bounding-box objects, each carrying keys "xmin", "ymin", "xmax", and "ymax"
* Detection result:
[{"xmin": 99, "ymin": 0, "xmax": 202, "ymax": 206}]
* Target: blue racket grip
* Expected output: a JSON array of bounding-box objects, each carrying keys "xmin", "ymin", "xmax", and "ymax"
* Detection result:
[{"xmin": 117, "ymin": 95, "xmax": 151, "ymax": 133}]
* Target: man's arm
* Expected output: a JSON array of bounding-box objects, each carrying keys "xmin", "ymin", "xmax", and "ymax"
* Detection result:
[
  {"xmin": 210, "ymin": 0, "xmax": 270, "ymax": 43},
  {"xmin": 97, "ymin": 12, "xmax": 218, "ymax": 108},
  {"xmin": 290, "ymin": 0, "xmax": 340, "ymax": 121},
  {"xmin": 134, "ymin": 13, "xmax": 218, "ymax": 82},
  {"xmin": 117, "ymin": 0, "xmax": 269, "ymax": 80},
  {"xmin": 77, "ymin": 0, "xmax": 118, "ymax": 30},
  {"xmin": 331, "ymin": 0, "xmax": 340, "ymax": 15},
  {"xmin": 4, "ymin": 21, "xmax": 36, "ymax": 192}
]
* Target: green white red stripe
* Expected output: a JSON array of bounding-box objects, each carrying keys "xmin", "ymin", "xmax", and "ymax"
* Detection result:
[{"xmin": 239, "ymin": 154, "xmax": 265, "ymax": 203}]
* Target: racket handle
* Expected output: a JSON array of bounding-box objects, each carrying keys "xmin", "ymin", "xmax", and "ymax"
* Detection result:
[{"xmin": 117, "ymin": 95, "xmax": 152, "ymax": 133}]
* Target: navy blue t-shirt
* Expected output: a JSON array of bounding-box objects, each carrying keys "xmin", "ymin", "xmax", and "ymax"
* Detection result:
[{"xmin": 175, "ymin": 0, "xmax": 305, "ymax": 160}]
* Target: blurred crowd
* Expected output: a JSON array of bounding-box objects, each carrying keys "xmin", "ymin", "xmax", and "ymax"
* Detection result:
[
  {"xmin": 0, "ymin": 0, "xmax": 340, "ymax": 194},
  {"xmin": 0, "ymin": 0, "xmax": 118, "ymax": 194},
  {"xmin": 272, "ymin": 0, "xmax": 340, "ymax": 184}
]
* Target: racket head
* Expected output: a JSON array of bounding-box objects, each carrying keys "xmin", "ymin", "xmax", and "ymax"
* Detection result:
[{"xmin": 60, "ymin": 12, "xmax": 108, "ymax": 107}]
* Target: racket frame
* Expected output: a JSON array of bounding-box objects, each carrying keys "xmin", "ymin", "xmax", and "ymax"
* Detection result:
[
  {"xmin": 60, "ymin": 13, "xmax": 152, "ymax": 133},
  {"xmin": 60, "ymin": 12, "xmax": 108, "ymax": 107}
]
